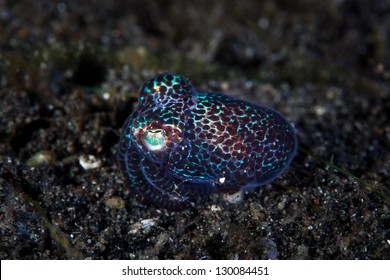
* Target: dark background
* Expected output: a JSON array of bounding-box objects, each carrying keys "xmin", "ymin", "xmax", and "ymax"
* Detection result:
[{"xmin": 0, "ymin": 0, "xmax": 389, "ymax": 259}]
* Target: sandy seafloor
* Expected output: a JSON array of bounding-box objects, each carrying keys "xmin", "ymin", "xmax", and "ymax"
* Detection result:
[{"xmin": 0, "ymin": 0, "xmax": 389, "ymax": 259}]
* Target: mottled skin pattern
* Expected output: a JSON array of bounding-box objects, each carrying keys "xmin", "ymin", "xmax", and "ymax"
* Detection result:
[{"xmin": 117, "ymin": 73, "xmax": 297, "ymax": 210}]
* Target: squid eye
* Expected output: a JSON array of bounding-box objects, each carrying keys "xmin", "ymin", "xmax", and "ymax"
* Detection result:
[{"xmin": 143, "ymin": 129, "xmax": 167, "ymax": 151}]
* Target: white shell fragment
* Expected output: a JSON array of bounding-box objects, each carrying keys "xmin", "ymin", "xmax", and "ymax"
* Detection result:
[{"xmin": 79, "ymin": 155, "xmax": 102, "ymax": 170}]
